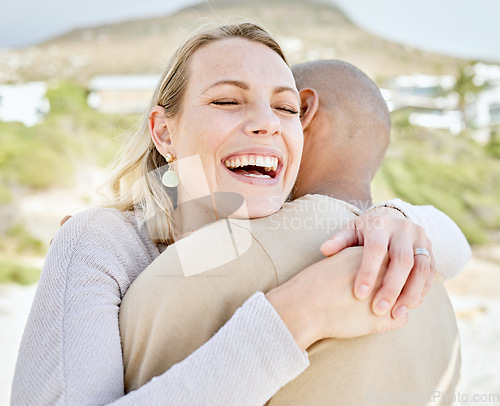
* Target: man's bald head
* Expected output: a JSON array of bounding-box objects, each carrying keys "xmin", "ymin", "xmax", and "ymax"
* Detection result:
[{"xmin": 291, "ymin": 60, "xmax": 391, "ymax": 208}]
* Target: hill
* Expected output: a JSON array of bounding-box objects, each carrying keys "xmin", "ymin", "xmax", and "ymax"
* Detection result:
[{"xmin": 0, "ymin": 0, "xmax": 468, "ymax": 83}]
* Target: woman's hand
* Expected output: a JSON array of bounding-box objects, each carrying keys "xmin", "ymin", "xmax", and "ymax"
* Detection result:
[
  {"xmin": 266, "ymin": 247, "xmax": 409, "ymax": 351},
  {"xmin": 320, "ymin": 207, "xmax": 436, "ymax": 320}
]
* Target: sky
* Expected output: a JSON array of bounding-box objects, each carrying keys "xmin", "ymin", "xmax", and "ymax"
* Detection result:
[
  {"xmin": 1, "ymin": 0, "xmax": 499, "ymax": 62},
  {"xmin": 332, "ymin": 0, "xmax": 499, "ymax": 62}
]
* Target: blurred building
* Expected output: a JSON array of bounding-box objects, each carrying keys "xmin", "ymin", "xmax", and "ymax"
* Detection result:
[
  {"xmin": 381, "ymin": 74, "xmax": 463, "ymax": 135},
  {"xmin": 381, "ymin": 64, "xmax": 500, "ymax": 140},
  {"xmin": 472, "ymin": 62, "xmax": 500, "ymax": 87},
  {"xmin": 0, "ymin": 82, "xmax": 50, "ymax": 126},
  {"xmin": 382, "ymin": 74, "xmax": 458, "ymax": 111},
  {"xmin": 87, "ymin": 75, "xmax": 159, "ymax": 114},
  {"xmin": 468, "ymin": 63, "xmax": 500, "ymax": 142}
]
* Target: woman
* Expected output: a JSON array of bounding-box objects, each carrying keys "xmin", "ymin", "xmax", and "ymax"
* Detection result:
[{"xmin": 11, "ymin": 23, "xmax": 461, "ymax": 405}]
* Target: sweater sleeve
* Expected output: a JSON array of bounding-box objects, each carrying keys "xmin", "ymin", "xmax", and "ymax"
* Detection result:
[
  {"xmin": 11, "ymin": 209, "xmax": 308, "ymax": 406},
  {"xmin": 116, "ymin": 292, "xmax": 309, "ymax": 406},
  {"xmin": 372, "ymin": 198, "xmax": 471, "ymax": 280}
]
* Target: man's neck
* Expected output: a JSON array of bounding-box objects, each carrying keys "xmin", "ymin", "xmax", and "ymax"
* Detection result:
[
  {"xmin": 294, "ymin": 177, "xmax": 373, "ymax": 211},
  {"xmin": 321, "ymin": 189, "xmax": 373, "ymax": 212}
]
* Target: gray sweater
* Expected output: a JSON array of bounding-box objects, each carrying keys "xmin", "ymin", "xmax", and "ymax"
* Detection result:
[
  {"xmin": 11, "ymin": 199, "xmax": 471, "ymax": 405},
  {"xmin": 11, "ymin": 208, "xmax": 309, "ymax": 406}
]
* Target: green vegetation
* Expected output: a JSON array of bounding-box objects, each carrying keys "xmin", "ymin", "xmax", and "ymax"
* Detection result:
[
  {"xmin": 4, "ymin": 224, "xmax": 46, "ymax": 256},
  {"xmin": 0, "ymin": 257, "xmax": 41, "ymax": 285},
  {"xmin": 0, "ymin": 224, "xmax": 44, "ymax": 285},
  {"xmin": 0, "ymin": 120, "xmax": 74, "ymax": 191},
  {"xmin": 485, "ymin": 128, "xmax": 500, "ymax": 158},
  {"xmin": 454, "ymin": 63, "xmax": 486, "ymax": 119},
  {"xmin": 373, "ymin": 111, "xmax": 500, "ymax": 245},
  {"xmin": 0, "ymin": 81, "xmax": 138, "ymax": 283},
  {"xmin": 0, "ymin": 80, "xmax": 138, "ymax": 203}
]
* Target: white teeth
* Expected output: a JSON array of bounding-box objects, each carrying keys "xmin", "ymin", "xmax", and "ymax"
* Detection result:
[
  {"xmin": 243, "ymin": 173, "xmax": 271, "ymax": 178},
  {"xmin": 224, "ymin": 155, "xmax": 279, "ymax": 170}
]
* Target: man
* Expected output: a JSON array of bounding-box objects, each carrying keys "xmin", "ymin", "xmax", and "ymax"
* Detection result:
[
  {"xmin": 292, "ymin": 60, "xmax": 456, "ymax": 318},
  {"xmin": 119, "ymin": 60, "xmax": 469, "ymax": 404},
  {"xmin": 292, "ymin": 60, "xmax": 390, "ymax": 208}
]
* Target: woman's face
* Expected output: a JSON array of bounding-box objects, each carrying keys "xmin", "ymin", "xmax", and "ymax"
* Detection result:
[{"xmin": 167, "ymin": 37, "xmax": 303, "ymax": 218}]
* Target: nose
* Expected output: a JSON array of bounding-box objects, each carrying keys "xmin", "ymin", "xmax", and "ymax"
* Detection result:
[{"xmin": 244, "ymin": 102, "xmax": 281, "ymax": 137}]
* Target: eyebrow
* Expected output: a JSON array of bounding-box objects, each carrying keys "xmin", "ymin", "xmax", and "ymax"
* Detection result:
[
  {"xmin": 203, "ymin": 80, "xmax": 299, "ymax": 101},
  {"xmin": 203, "ymin": 80, "xmax": 249, "ymax": 93},
  {"xmin": 274, "ymin": 86, "xmax": 300, "ymax": 101}
]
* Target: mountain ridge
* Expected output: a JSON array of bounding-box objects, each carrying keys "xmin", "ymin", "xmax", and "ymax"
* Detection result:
[{"xmin": 0, "ymin": 0, "xmax": 468, "ymax": 84}]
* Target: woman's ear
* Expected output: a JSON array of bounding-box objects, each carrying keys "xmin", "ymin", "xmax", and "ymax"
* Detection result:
[
  {"xmin": 299, "ymin": 88, "xmax": 319, "ymax": 131},
  {"xmin": 149, "ymin": 106, "xmax": 174, "ymax": 157}
]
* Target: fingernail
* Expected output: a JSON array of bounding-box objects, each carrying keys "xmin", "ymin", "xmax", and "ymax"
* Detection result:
[
  {"xmin": 323, "ymin": 239, "xmax": 337, "ymax": 248},
  {"xmin": 393, "ymin": 305, "xmax": 408, "ymax": 320},
  {"xmin": 375, "ymin": 300, "xmax": 390, "ymax": 315},
  {"xmin": 356, "ymin": 284, "xmax": 370, "ymax": 299}
]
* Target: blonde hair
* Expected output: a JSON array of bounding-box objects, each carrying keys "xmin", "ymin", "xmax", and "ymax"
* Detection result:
[{"xmin": 103, "ymin": 23, "xmax": 287, "ymax": 245}]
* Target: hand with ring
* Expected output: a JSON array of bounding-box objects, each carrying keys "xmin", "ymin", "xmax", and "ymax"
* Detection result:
[
  {"xmin": 413, "ymin": 248, "xmax": 430, "ymax": 260},
  {"xmin": 320, "ymin": 206, "xmax": 436, "ymax": 320}
]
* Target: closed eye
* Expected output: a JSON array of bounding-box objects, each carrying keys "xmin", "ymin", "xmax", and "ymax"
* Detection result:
[
  {"xmin": 275, "ymin": 105, "xmax": 299, "ymax": 115},
  {"xmin": 212, "ymin": 100, "xmax": 239, "ymax": 106}
]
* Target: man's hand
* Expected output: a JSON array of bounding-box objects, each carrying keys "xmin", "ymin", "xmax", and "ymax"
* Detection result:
[
  {"xmin": 266, "ymin": 247, "xmax": 409, "ymax": 351},
  {"xmin": 49, "ymin": 215, "xmax": 72, "ymax": 246},
  {"xmin": 59, "ymin": 215, "xmax": 72, "ymax": 227},
  {"xmin": 320, "ymin": 207, "xmax": 436, "ymax": 320}
]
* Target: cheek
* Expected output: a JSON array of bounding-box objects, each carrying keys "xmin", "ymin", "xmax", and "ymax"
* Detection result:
[
  {"xmin": 179, "ymin": 102, "xmax": 243, "ymax": 145},
  {"xmin": 176, "ymin": 117, "xmax": 219, "ymax": 157},
  {"xmin": 179, "ymin": 117, "xmax": 230, "ymax": 181},
  {"xmin": 284, "ymin": 121, "xmax": 304, "ymax": 170}
]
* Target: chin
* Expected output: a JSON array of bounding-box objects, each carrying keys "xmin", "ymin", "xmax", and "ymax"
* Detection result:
[{"xmin": 244, "ymin": 195, "xmax": 283, "ymax": 219}]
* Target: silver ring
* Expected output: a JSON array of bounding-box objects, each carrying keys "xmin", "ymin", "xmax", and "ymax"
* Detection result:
[{"xmin": 413, "ymin": 248, "xmax": 430, "ymax": 261}]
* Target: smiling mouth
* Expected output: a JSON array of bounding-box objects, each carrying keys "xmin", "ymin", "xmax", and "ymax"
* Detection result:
[{"xmin": 224, "ymin": 154, "xmax": 279, "ymax": 179}]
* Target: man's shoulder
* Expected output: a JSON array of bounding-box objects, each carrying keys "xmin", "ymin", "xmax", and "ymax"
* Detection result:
[
  {"xmin": 282, "ymin": 194, "xmax": 361, "ymax": 214},
  {"xmin": 241, "ymin": 194, "xmax": 359, "ymax": 236}
]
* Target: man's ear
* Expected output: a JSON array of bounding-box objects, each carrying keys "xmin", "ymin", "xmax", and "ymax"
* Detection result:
[
  {"xmin": 149, "ymin": 106, "xmax": 174, "ymax": 156},
  {"xmin": 299, "ymin": 88, "xmax": 319, "ymax": 131}
]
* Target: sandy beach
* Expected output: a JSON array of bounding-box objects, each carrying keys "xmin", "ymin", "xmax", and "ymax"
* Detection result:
[
  {"xmin": 444, "ymin": 247, "xmax": 500, "ymax": 405},
  {"xmin": 1, "ymin": 247, "xmax": 499, "ymax": 405},
  {"xmin": 0, "ymin": 283, "xmax": 37, "ymax": 405}
]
